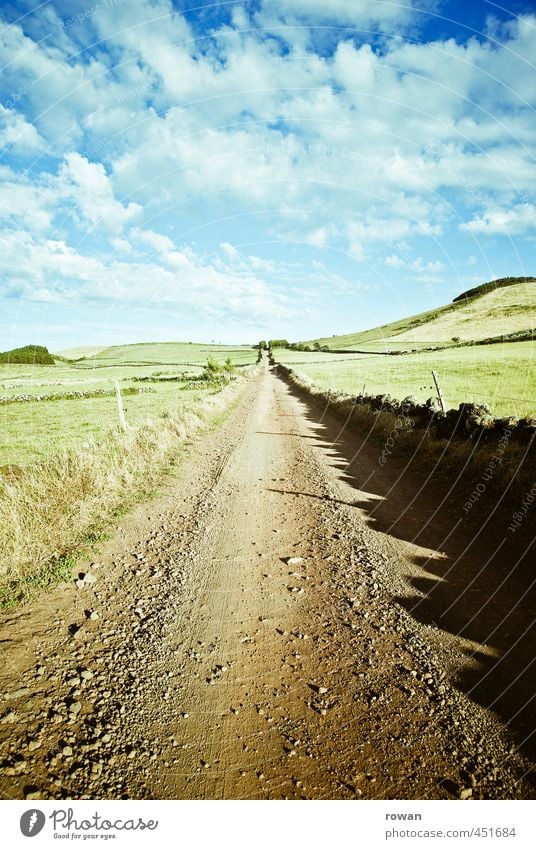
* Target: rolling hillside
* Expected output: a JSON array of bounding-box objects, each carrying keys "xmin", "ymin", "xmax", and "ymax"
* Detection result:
[
  {"xmin": 57, "ymin": 345, "xmax": 108, "ymax": 359},
  {"xmin": 62, "ymin": 341, "xmax": 256, "ymax": 367},
  {"xmin": 307, "ymin": 277, "xmax": 535, "ymax": 352}
]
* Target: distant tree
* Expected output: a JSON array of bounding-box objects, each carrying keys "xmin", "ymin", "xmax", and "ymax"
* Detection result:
[{"xmin": 0, "ymin": 344, "xmax": 55, "ymax": 365}]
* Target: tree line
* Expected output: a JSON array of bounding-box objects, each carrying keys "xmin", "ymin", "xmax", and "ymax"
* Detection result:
[{"xmin": 257, "ymin": 340, "xmax": 330, "ymax": 353}]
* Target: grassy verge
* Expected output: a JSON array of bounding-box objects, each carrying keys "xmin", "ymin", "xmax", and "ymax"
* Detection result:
[
  {"xmin": 275, "ymin": 362, "xmax": 534, "ymax": 499},
  {"xmin": 0, "ymin": 373, "xmax": 253, "ymax": 608}
]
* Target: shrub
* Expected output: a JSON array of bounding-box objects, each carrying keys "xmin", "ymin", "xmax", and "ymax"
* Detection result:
[{"xmin": 0, "ymin": 345, "xmax": 56, "ymax": 365}]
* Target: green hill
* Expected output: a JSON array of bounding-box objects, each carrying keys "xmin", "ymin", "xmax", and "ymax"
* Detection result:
[
  {"xmin": 307, "ymin": 277, "xmax": 535, "ymax": 352},
  {"xmin": 0, "ymin": 345, "xmax": 56, "ymax": 365},
  {"xmin": 57, "ymin": 345, "xmax": 108, "ymax": 360},
  {"xmin": 76, "ymin": 341, "xmax": 256, "ymax": 367}
]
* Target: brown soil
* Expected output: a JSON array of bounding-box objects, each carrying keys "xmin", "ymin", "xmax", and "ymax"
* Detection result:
[{"xmin": 0, "ymin": 363, "xmax": 534, "ymax": 800}]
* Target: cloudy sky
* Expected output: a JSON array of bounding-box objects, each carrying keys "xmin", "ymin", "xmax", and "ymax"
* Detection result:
[{"xmin": 1, "ymin": 0, "xmax": 535, "ymax": 349}]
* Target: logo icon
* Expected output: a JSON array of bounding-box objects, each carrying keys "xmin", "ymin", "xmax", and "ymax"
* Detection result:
[{"xmin": 20, "ymin": 809, "xmax": 46, "ymax": 837}]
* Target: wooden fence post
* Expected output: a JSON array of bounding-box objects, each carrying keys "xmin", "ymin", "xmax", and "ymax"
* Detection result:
[
  {"xmin": 115, "ymin": 380, "xmax": 128, "ymax": 431},
  {"xmin": 431, "ymin": 370, "xmax": 447, "ymax": 414}
]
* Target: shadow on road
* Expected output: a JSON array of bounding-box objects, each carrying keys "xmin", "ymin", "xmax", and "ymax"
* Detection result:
[{"xmin": 269, "ymin": 368, "xmax": 536, "ymax": 768}]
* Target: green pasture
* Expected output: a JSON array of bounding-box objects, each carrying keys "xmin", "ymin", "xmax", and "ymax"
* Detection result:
[
  {"xmin": 274, "ymin": 342, "xmax": 536, "ymax": 418},
  {"xmin": 0, "ymin": 342, "xmax": 257, "ymax": 466}
]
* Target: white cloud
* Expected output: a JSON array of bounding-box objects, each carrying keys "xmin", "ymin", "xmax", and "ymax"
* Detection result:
[
  {"xmin": 3, "ymin": 3, "xmax": 534, "ymax": 246},
  {"xmin": 100, "ymin": 15, "xmax": 536, "ymax": 256},
  {"xmin": 347, "ymin": 214, "xmax": 441, "ymax": 260},
  {"xmin": 0, "ymin": 228, "xmax": 294, "ymax": 324},
  {"xmin": 110, "ymin": 237, "xmax": 133, "ymax": 255},
  {"xmin": 257, "ymin": 0, "xmax": 419, "ymax": 29},
  {"xmin": 1, "ymin": 0, "xmax": 535, "ymax": 343},
  {"xmin": 220, "ymin": 241, "xmax": 240, "ymax": 259},
  {"xmin": 0, "ymin": 105, "xmax": 44, "ymax": 153},
  {"xmin": 461, "ymin": 203, "xmax": 536, "ymax": 236},
  {"xmin": 306, "ymin": 228, "xmax": 330, "ymax": 248},
  {"xmin": 410, "ymin": 258, "xmax": 446, "ymax": 274},
  {"xmin": 133, "ymin": 227, "xmax": 175, "ymax": 254},
  {"xmin": 0, "ymin": 167, "xmax": 56, "ymax": 233},
  {"xmin": 60, "ymin": 153, "xmax": 141, "ymax": 233},
  {"xmin": 384, "ymin": 254, "xmax": 405, "ymax": 267}
]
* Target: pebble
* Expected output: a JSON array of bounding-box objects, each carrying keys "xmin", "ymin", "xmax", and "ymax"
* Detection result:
[
  {"xmin": 460, "ymin": 788, "xmax": 473, "ymax": 800},
  {"xmin": 28, "ymin": 740, "xmax": 42, "ymax": 752},
  {"xmin": 0, "ymin": 709, "xmax": 17, "ymax": 724},
  {"xmin": 76, "ymin": 572, "xmax": 96, "ymax": 589},
  {"xmin": 5, "ymin": 687, "xmax": 30, "ymax": 700},
  {"xmin": 68, "ymin": 701, "xmax": 82, "ymax": 717}
]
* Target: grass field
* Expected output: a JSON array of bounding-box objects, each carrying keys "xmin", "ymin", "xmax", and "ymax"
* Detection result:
[
  {"xmin": 78, "ymin": 341, "xmax": 257, "ymax": 367},
  {"xmin": 0, "ymin": 342, "xmax": 257, "ymax": 466},
  {"xmin": 274, "ymin": 342, "xmax": 536, "ymax": 418}
]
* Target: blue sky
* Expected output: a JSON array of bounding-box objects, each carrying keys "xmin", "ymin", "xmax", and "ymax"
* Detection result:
[{"xmin": 0, "ymin": 0, "xmax": 535, "ymax": 350}]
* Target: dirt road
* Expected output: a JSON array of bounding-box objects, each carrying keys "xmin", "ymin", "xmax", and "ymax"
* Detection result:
[{"xmin": 1, "ymin": 363, "xmax": 534, "ymax": 799}]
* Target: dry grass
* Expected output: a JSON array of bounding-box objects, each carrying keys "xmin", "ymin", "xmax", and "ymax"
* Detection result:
[{"xmin": 0, "ymin": 380, "xmax": 246, "ymax": 606}]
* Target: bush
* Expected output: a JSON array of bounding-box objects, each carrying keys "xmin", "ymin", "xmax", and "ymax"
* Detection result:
[
  {"xmin": 0, "ymin": 345, "xmax": 56, "ymax": 365},
  {"xmin": 205, "ymin": 356, "xmax": 223, "ymax": 375}
]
